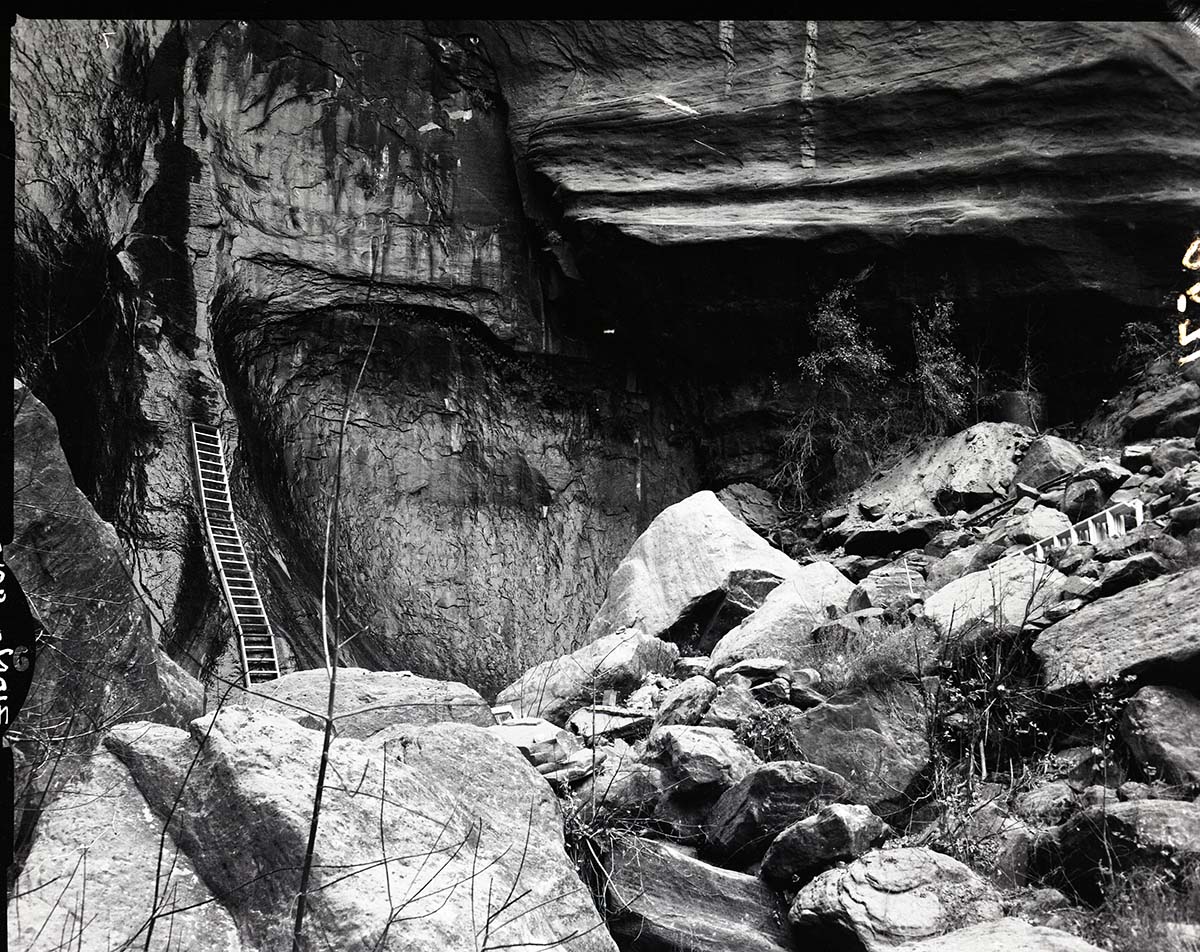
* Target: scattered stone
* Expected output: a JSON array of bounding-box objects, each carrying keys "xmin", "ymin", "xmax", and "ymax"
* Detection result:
[
  {"xmin": 790, "ymin": 847, "xmax": 1004, "ymax": 949},
  {"xmin": 1117, "ymin": 780, "xmax": 1154, "ymax": 801},
  {"xmin": 705, "ymin": 762, "xmax": 850, "ymax": 866},
  {"xmin": 1061, "ymin": 479, "xmax": 1105, "ymax": 521},
  {"xmin": 1007, "ymin": 506, "xmax": 1072, "ymax": 545},
  {"xmin": 760, "ymin": 803, "xmax": 890, "ymax": 893},
  {"xmin": 1120, "ymin": 684, "xmax": 1200, "ymax": 786},
  {"xmin": 1034, "ymin": 568, "xmax": 1200, "ymax": 691},
  {"xmin": 714, "ymin": 657, "xmax": 793, "ymax": 686},
  {"xmin": 248, "ymin": 667, "xmax": 494, "ymax": 738},
  {"xmin": 1094, "ymin": 552, "xmax": 1171, "ymax": 597},
  {"xmin": 767, "ymin": 682, "xmax": 931, "ymax": 821},
  {"xmin": 1151, "ymin": 437, "xmax": 1200, "ymax": 475},
  {"xmin": 821, "ymin": 507, "xmax": 850, "ymax": 530},
  {"xmin": 674, "ymin": 656, "xmax": 709, "ymax": 678},
  {"xmin": 1016, "ymin": 781, "xmax": 1078, "ymax": 825},
  {"xmin": 717, "ymin": 482, "xmax": 783, "ymax": 534},
  {"xmin": 1076, "ymin": 458, "xmax": 1132, "ymax": 490},
  {"xmin": 496, "ymin": 627, "xmax": 678, "ymax": 725},
  {"xmin": 1121, "ymin": 382, "xmax": 1200, "ymax": 439},
  {"xmin": 1046, "ymin": 799, "xmax": 1200, "ymax": 901},
  {"xmin": 1169, "ymin": 501, "xmax": 1200, "ymax": 532},
  {"xmin": 1054, "ymin": 544, "xmax": 1095, "ymax": 574},
  {"xmin": 752, "ymin": 677, "xmax": 792, "ymax": 704},
  {"xmin": 643, "ymin": 725, "xmax": 760, "ymax": 794},
  {"xmin": 604, "ymin": 834, "xmax": 795, "ymax": 952},
  {"xmin": 654, "ymin": 675, "xmax": 718, "ymax": 728},
  {"xmin": 925, "ymin": 542, "xmax": 1007, "ymax": 591},
  {"xmin": 844, "ymin": 516, "xmax": 952, "ymax": 558},
  {"xmin": 924, "ymin": 528, "xmax": 978, "ymax": 559},
  {"xmin": 706, "ymin": 562, "xmax": 856, "ymax": 673},
  {"xmin": 1014, "ymin": 435, "xmax": 1086, "ymax": 489},
  {"xmin": 701, "ymin": 676, "xmax": 765, "ymax": 730},
  {"xmin": 566, "ymin": 706, "xmax": 653, "ymax": 743},
  {"xmin": 1121, "ymin": 444, "xmax": 1156, "ymax": 469},
  {"xmin": 584, "ymin": 490, "xmax": 807, "ymax": 645},
  {"xmin": 896, "ymin": 917, "xmax": 1105, "ymax": 952},
  {"xmin": 860, "ymin": 500, "xmax": 890, "ymax": 521}
]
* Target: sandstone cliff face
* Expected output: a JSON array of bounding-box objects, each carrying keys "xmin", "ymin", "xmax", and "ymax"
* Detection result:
[{"xmin": 13, "ymin": 18, "xmax": 1200, "ymax": 694}]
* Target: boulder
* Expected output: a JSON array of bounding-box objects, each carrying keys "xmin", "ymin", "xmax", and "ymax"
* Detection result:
[
  {"xmin": 566, "ymin": 706, "xmax": 653, "ymax": 743},
  {"xmin": 768, "ymin": 682, "xmax": 931, "ymax": 821},
  {"xmin": 643, "ymin": 725, "xmax": 760, "ymax": 795},
  {"xmin": 496, "ymin": 627, "xmax": 678, "ymax": 725},
  {"xmin": 925, "ymin": 542, "xmax": 1007, "ymax": 591},
  {"xmin": 790, "ymin": 847, "xmax": 1004, "ymax": 950},
  {"xmin": 1046, "ymin": 799, "xmax": 1200, "ymax": 901},
  {"xmin": 701, "ymin": 676, "xmax": 766, "ymax": 730},
  {"xmin": 10, "ymin": 747, "xmax": 243, "ymax": 952},
  {"xmin": 584, "ymin": 491, "xmax": 807, "ymax": 645},
  {"xmin": 1007, "ymin": 506, "xmax": 1072, "ymax": 546},
  {"xmin": 714, "ymin": 657, "xmax": 794, "ymax": 685},
  {"xmin": 844, "ymin": 516, "xmax": 952, "ymax": 558},
  {"xmin": 717, "ymin": 482, "xmax": 784, "ymax": 534},
  {"xmin": 604, "ymin": 834, "xmax": 794, "ymax": 952},
  {"xmin": 1033, "ymin": 568, "xmax": 1200, "ymax": 691},
  {"xmin": 894, "ymin": 918, "xmax": 1105, "ymax": 952},
  {"xmin": 836, "ymin": 424, "xmax": 1030, "ymax": 541},
  {"xmin": 1061, "ymin": 479, "xmax": 1105, "ymax": 521},
  {"xmin": 1121, "ymin": 381, "xmax": 1200, "ymax": 438},
  {"xmin": 924, "ymin": 528, "xmax": 979, "ymax": 559},
  {"xmin": 1120, "ymin": 685, "xmax": 1200, "ymax": 786},
  {"xmin": 925, "ymin": 557, "xmax": 1066, "ymax": 635},
  {"xmin": 760, "ymin": 803, "xmax": 890, "ymax": 893},
  {"xmin": 1150, "ymin": 437, "xmax": 1200, "ymax": 475},
  {"xmin": 1016, "ymin": 781, "xmax": 1079, "ymax": 825},
  {"xmin": 855, "ymin": 559, "xmax": 928, "ymax": 610},
  {"xmin": 572, "ymin": 756, "xmax": 666, "ymax": 823},
  {"xmin": 1075, "ymin": 458, "xmax": 1132, "ymax": 490},
  {"xmin": 246, "ymin": 667, "xmax": 494, "ymax": 738},
  {"xmin": 704, "ymin": 762, "xmax": 850, "ymax": 866},
  {"xmin": 706, "ymin": 563, "xmax": 857, "ymax": 673},
  {"xmin": 105, "ymin": 709, "xmax": 616, "ymax": 951},
  {"xmin": 1093, "ymin": 552, "xmax": 1171, "ymax": 597},
  {"xmin": 653, "ymin": 675, "xmax": 718, "ymax": 728},
  {"xmin": 1014, "ymin": 436, "xmax": 1086, "ymax": 490}
]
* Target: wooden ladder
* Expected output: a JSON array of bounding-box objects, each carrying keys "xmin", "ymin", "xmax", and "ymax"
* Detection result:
[{"xmin": 190, "ymin": 422, "xmax": 282, "ymax": 686}]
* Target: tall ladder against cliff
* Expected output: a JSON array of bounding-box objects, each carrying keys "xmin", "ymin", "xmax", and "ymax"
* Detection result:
[{"xmin": 190, "ymin": 422, "xmax": 281, "ymax": 686}]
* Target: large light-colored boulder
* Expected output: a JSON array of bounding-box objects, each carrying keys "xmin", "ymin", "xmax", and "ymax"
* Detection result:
[
  {"xmin": 104, "ymin": 708, "xmax": 616, "ymax": 952},
  {"xmin": 496, "ymin": 627, "xmax": 678, "ymax": 725},
  {"xmin": 604, "ymin": 834, "xmax": 795, "ymax": 952},
  {"xmin": 585, "ymin": 491, "xmax": 807, "ymax": 643},
  {"xmin": 707, "ymin": 563, "xmax": 856, "ymax": 674},
  {"xmin": 704, "ymin": 761, "xmax": 849, "ymax": 867},
  {"xmin": 1120, "ymin": 685, "xmax": 1200, "ymax": 786},
  {"xmin": 246, "ymin": 667, "xmax": 494, "ymax": 737},
  {"xmin": 925, "ymin": 557, "xmax": 1066, "ymax": 635},
  {"xmin": 1033, "ymin": 568, "xmax": 1200, "ymax": 691},
  {"xmin": 790, "ymin": 847, "xmax": 1004, "ymax": 950},
  {"xmin": 760, "ymin": 803, "xmax": 890, "ymax": 893},
  {"xmin": 894, "ymin": 918, "xmax": 1104, "ymax": 952},
  {"xmin": 10, "ymin": 747, "xmax": 243, "ymax": 952}
]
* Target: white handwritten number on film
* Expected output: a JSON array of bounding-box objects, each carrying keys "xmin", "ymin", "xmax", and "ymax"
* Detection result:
[{"xmin": 1179, "ymin": 237, "xmax": 1200, "ymax": 366}]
